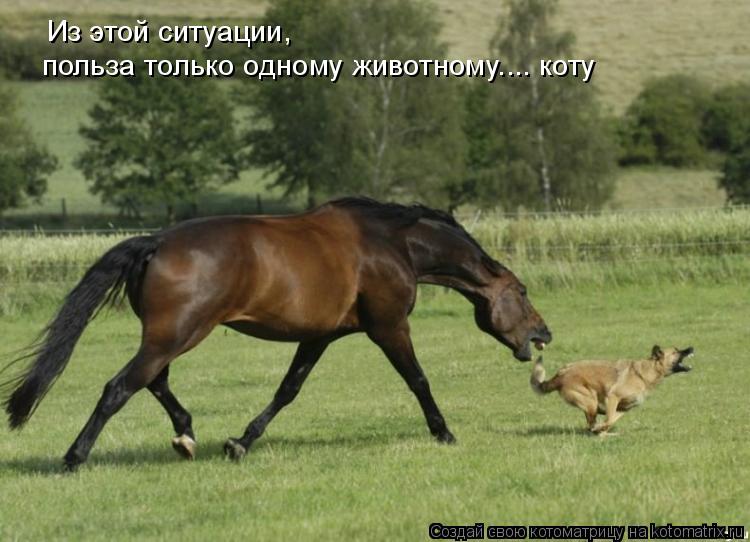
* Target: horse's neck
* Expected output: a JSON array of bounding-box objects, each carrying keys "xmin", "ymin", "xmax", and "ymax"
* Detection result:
[{"xmin": 404, "ymin": 221, "xmax": 489, "ymax": 295}]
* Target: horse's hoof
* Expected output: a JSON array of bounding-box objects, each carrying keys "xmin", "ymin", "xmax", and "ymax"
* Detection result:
[
  {"xmin": 223, "ymin": 438, "xmax": 246, "ymax": 461},
  {"xmin": 436, "ymin": 431, "xmax": 456, "ymax": 444},
  {"xmin": 63, "ymin": 451, "xmax": 84, "ymax": 473},
  {"xmin": 171, "ymin": 434, "xmax": 196, "ymax": 460}
]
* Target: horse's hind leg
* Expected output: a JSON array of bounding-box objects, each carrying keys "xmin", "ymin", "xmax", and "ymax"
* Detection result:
[
  {"xmin": 147, "ymin": 366, "xmax": 196, "ymax": 460},
  {"xmin": 224, "ymin": 338, "xmax": 330, "ymax": 461},
  {"xmin": 63, "ymin": 348, "xmax": 173, "ymax": 471}
]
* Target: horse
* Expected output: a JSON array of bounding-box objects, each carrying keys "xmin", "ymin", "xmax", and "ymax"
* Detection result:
[{"xmin": 0, "ymin": 197, "xmax": 551, "ymax": 470}]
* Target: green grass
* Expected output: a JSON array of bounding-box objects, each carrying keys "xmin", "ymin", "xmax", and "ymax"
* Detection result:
[{"xmin": 0, "ymin": 283, "xmax": 747, "ymax": 539}]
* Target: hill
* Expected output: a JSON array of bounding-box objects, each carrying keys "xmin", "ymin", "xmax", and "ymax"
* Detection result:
[{"xmin": 435, "ymin": 0, "xmax": 750, "ymax": 112}]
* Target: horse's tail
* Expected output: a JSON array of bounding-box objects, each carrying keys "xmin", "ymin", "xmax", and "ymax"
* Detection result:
[
  {"xmin": 530, "ymin": 356, "xmax": 561, "ymax": 395},
  {"xmin": 0, "ymin": 235, "xmax": 161, "ymax": 429}
]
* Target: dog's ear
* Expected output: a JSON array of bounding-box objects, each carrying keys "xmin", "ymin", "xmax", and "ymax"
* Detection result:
[{"xmin": 651, "ymin": 345, "xmax": 663, "ymax": 360}]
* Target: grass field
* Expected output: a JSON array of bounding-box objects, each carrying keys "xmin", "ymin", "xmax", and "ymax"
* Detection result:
[
  {"xmin": 0, "ymin": 283, "xmax": 747, "ymax": 539},
  {"xmin": 435, "ymin": 0, "xmax": 750, "ymax": 112},
  {"xmin": 2, "ymin": 0, "xmax": 749, "ymax": 111},
  {"xmin": 609, "ymin": 167, "xmax": 725, "ymax": 210}
]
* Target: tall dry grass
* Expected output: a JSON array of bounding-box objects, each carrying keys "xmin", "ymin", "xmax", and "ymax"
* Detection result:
[{"xmin": 1, "ymin": 208, "xmax": 748, "ymax": 313}]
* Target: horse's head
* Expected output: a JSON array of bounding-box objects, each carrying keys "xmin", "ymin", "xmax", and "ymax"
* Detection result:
[{"xmin": 473, "ymin": 266, "xmax": 551, "ymax": 361}]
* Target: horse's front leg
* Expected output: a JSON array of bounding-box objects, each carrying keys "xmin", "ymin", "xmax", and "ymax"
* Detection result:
[
  {"xmin": 368, "ymin": 321, "xmax": 455, "ymax": 444},
  {"xmin": 224, "ymin": 338, "xmax": 330, "ymax": 460}
]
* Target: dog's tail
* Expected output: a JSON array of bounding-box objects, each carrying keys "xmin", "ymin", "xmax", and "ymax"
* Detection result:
[{"xmin": 530, "ymin": 356, "xmax": 561, "ymax": 395}]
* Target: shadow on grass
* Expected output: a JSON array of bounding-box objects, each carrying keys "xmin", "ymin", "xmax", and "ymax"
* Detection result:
[
  {"xmin": 254, "ymin": 428, "xmax": 424, "ymax": 451},
  {"xmin": 0, "ymin": 444, "xmax": 184, "ymax": 476},
  {"xmin": 511, "ymin": 424, "xmax": 592, "ymax": 437},
  {"xmin": 0, "ymin": 429, "xmax": 424, "ymax": 475}
]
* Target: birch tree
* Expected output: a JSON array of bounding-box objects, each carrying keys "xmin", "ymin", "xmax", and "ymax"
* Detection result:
[
  {"xmin": 241, "ymin": 0, "xmax": 466, "ymax": 208},
  {"xmin": 464, "ymin": 0, "xmax": 616, "ymax": 212}
]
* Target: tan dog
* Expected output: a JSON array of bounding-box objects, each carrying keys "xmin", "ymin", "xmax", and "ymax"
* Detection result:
[{"xmin": 530, "ymin": 345, "xmax": 694, "ymax": 434}]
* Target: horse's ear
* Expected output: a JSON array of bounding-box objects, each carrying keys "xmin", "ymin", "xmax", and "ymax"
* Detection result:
[{"xmin": 651, "ymin": 345, "xmax": 663, "ymax": 360}]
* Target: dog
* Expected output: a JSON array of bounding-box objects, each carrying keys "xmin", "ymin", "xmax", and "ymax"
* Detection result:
[{"xmin": 530, "ymin": 345, "xmax": 694, "ymax": 434}]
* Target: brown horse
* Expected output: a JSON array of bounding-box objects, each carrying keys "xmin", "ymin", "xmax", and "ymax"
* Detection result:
[{"xmin": 1, "ymin": 197, "xmax": 551, "ymax": 470}]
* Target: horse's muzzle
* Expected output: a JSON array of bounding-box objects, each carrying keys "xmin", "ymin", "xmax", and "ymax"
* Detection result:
[{"xmin": 517, "ymin": 326, "xmax": 552, "ymax": 361}]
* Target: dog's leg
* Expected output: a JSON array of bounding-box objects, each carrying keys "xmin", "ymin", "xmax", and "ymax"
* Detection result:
[
  {"xmin": 592, "ymin": 396, "xmax": 624, "ymax": 434},
  {"xmin": 585, "ymin": 409, "xmax": 597, "ymax": 431},
  {"xmin": 561, "ymin": 389, "xmax": 598, "ymax": 431}
]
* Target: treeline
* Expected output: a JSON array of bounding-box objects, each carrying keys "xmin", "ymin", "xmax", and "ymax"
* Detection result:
[
  {"xmin": 618, "ymin": 75, "xmax": 750, "ymax": 203},
  {"xmin": 0, "ymin": 0, "xmax": 748, "ymax": 222}
]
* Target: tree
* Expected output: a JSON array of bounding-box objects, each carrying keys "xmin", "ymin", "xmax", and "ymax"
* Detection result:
[
  {"xmin": 706, "ymin": 83, "xmax": 750, "ymax": 204},
  {"xmin": 0, "ymin": 82, "xmax": 57, "ymax": 216},
  {"xmin": 240, "ymin": 0, "xmax": 466, "ymax": 208},
  {"xmin": 237, "ymin": 0, "xmax": 339, "ymax": 209},
  {"xmin": 327, "ymin": 1, "xmax": 466, "ymax": 208},
  {"xmin": 618, "ymin": 74, "xmax": 711, "ymax": 167},
  {"xmin": 719, "ymin": 127, "xmax": 750, "ymax": 204},
  {"xmin": 703, "ymin": 82, "xmax": 750, "ymax": 153},
  {"xmin": 464, "ymin": 0, "xmax": 616, "ymax": 212},
  {"xmin": 76, "ymin": 50, "xmax": 241, "ymax": 222}
]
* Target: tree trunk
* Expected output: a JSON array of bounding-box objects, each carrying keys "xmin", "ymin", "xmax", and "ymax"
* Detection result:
[
  {"xmin": 371, "ymin": 77, "xmax": 393, "ymax": 198},
  {"xmin": 306, "ymin": 183, "xmax": 316, "ymax": 210},
  {"xmin": 530, "ymin": 53, "xmax": 552, "ymax": 212},
  {"xmin": 536, "ymin": 125, "xmax": 552, "ymax": 212}
]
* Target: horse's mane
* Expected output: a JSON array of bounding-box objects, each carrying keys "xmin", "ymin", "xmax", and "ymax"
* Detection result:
[
  {"xmin": 331, "ymin": 196, "xmax": 459, "ymax": 228},
  {"xmin": 329, "ymin": 197, "xmax": 505, "ymax": 272}
]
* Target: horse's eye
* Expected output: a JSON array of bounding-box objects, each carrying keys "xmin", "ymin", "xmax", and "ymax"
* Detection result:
[{"xmin": 520, "ymin": 287, "xmax": 527, "ymax": 297}]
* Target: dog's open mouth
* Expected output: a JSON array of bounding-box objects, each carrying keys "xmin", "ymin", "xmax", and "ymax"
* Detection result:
[{"xmin": 674, "ymin": 347, "xmax": 694, "ymax": 372}]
